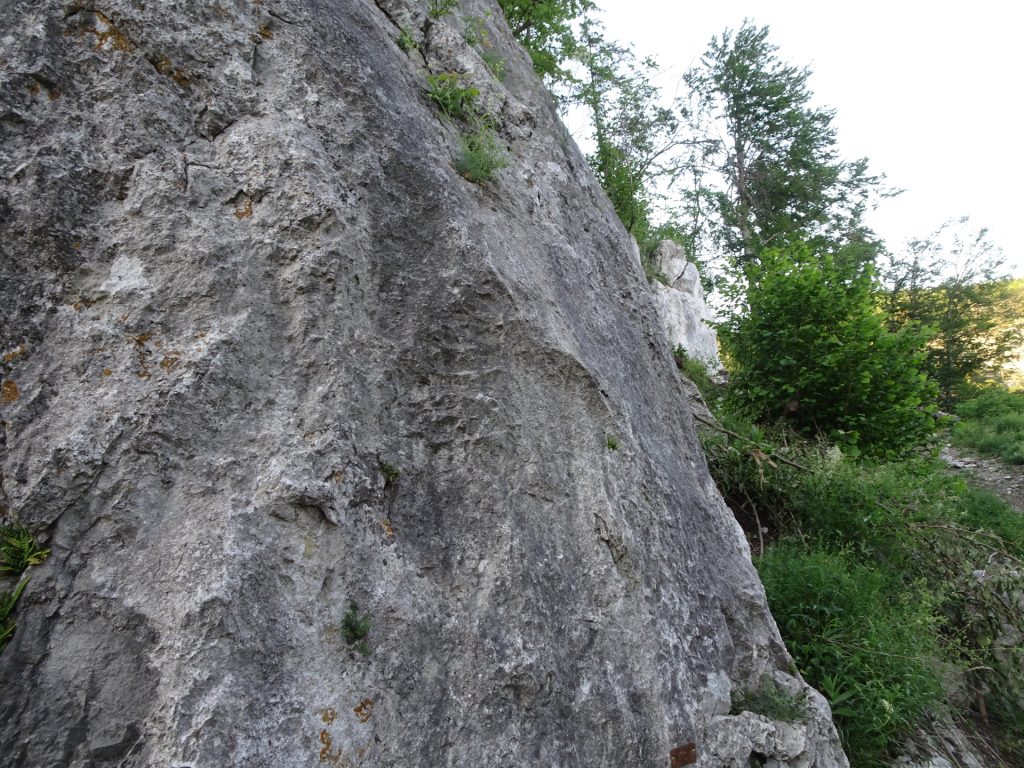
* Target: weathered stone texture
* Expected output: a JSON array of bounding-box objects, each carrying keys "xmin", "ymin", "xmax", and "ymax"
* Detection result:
[
  {"xmin": 0, "ymin": 1, "xmax": 846, "ymax": 766},
  {"xmin": 649, "ymin": 240, "xmax": 722, "ymax": 368}
]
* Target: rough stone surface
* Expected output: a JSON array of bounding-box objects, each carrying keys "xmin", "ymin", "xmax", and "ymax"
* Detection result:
[
  {"xmin": 0, "ymin": 1, "xmax": 846, "ymax": 766},
  {"xmin": 649, "ymin": 240, "xmax": 722, "ymax": 368}
]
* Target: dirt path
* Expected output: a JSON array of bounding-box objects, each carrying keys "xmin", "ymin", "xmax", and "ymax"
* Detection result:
[{"xmin": 940, "ymin": 445, "xmax": 1024, "ymax": 514}]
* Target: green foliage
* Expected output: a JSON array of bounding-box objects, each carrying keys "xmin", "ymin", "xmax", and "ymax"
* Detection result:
[
  {"xmin": 685, "ymin": 22, "xmax": 885, "ymax": 263},
  {"xmin": 426, "ymin": 73, "xmax": 480, "ymax": 122},
  {"xmin": 463, "ymin": 15, "xmax": 490, "ymax": 47},
  {"xmin": 428, "ymin": 0, "xmax": 458, "ymax": 19},
  {"xmin": 722, "ymin": 242, "xmax": 937, "ymax": 456},
  {"xmin": 953, "ymin": 388, "xmax": 1024, "ymax": 464},
  {"xmin": 882, "ymin": 219, "xmax": 1024, "ymax": 406},
  {"xmin": 758, "ymin": 545, "xmax": 945, "ymax": 763},
  {"xmin": 379, "ymin": 461, "xmax": 400, "ymax": 488},
  {"xmin": 455, "ymin": 126, "xmax": 508, "ymax": 183},
  {"xmin": 0, "ymin": 579, "xmax": 29, "ymax": 652},
  {"xmin": 672, "ymin": 345, "xmax": 715, "ymax": 399},
  {"xmin": 577, "ymin": 22, "xmax": 685, "ymax": 243},
  {"xmin": 731, "ymin": 675, "xmax": 808, "ymax": 723},
  {"xmin": 0, "ymin": 522, "xmax": 49, "ymax": 575},
  {"xmin": 642, "ymin": 259, "xmax": 669, "ymax": 286},
  {"xmin": 341, "ymin": 600, "xmax": 371, "ymax": 656},
  {"xmin": 497, "ymin": 0, "xmax": 594, "ymax": 82},
  {"xmin": 480, "ymin": 51, "xmax": 506, "ymax": 81},
  {"xmin": 605, "ymin": 435, "xmax": 619, "ymax": 451},
  {"xmin": 396, "ymin": 27, "xmax": 418, "ymax": 54},
  {"xmin": 700, "ymin": 398, "xmax": 1024, "ymax": 762}
]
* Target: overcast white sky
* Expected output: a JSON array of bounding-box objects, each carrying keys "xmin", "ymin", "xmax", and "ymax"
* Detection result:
[{"xmin": 591, "ymin": 0, "xmax": 1024, "ymax": 277}]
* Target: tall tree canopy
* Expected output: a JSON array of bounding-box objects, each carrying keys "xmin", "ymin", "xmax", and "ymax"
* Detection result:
[
  {"xmin": 881, "ymin": 219, "xmax": 1024, "ymax": 405},
  {"xmin": 685, "ymin": 23, "xmax": 884, "ymax": 264},
  {"xmin": 496, "ymin": 0, "xmax": 594, "ymax": 82}
]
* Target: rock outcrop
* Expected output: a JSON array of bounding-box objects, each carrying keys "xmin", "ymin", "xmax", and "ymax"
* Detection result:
[
  {"xmin": 649, "ymin": 240, "xmax": 722, "ymax": 369},
  {"xmin": 0, "ymin": 1, "xmax": 845, "ymax": 766}
]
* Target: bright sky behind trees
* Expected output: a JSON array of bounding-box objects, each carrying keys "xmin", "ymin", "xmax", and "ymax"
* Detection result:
[{"xmin": 593, "ymin": 0, "xmax": 1024, "ymax": 276}]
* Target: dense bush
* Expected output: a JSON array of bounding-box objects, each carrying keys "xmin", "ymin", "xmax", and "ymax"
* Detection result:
[
  {"xmin": 721, "ymin": 243, "xmax": 937, "ymax": 456},
  {"xmin": 758, "ymin": 544, "xmax": 945, "ymax": 763},
  {"xmin": 695, "ymin": 398, "xmax": 1024, "ymax": 764}
]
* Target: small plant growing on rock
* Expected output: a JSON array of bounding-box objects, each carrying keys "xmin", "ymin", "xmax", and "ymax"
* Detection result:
[
  {"xmin": 731, "ymin": 675, "xmax": 808, "ymax": 723},
  {"xmin": 606, "ymin": 435, "xmax": 619, "ymax": 451},
  {"xmin": 463, "ymin": 15, "xmax": 490, "ymax": 47},
  {"xmin": 0, "ymin": 522, "xmax": 49, "ymax": 574},
  {"xmin": 342, "ymin": 600, "xmax": 372, "ymax": 656},
  {"xmin": 426, "ymin": 72, "xmax": 479, "ymax": 122},
  {"xmin": 0, "ymin": 522, "xmax": 48, "ymax": 654},
  {"xmin": 379, "ymin": 460, "xmax": 400, "ymax": 489},
  {"xmin": 429, "ymin": 0, "xmax": 458, "ymax": 19},
  {"xmin": 481, "ymin": 51, "xmax": 506, "ymax": 81},
  {"xmin": 455, "ymin": 126, "xmax": 508, "ymax": 183},
  {"xmin": 396, "ymin": 27, "xmax": 418, "ymax": 54},
  {"xmin": 0, "ymin": 579, "xmax": 28, "ymax": 652}
]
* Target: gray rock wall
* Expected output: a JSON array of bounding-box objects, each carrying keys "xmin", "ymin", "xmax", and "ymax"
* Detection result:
[
  {"xmin": 0, "ymin": 1, "xmax": 846, "ymax": 766},
  {"xmin": 649, "ymin": 241, "xmax": 722, "ymax": 369}
]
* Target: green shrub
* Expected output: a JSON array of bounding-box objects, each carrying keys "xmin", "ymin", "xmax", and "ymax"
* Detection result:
[
  {"xmin": 396, "ymin": 27, "xmax": 418, "ymax": 54},
  {"xmin": 0, "ymin": 523, "xmax": 49, "ymax": 575},
  {"xmin": 426, "ymin": 73, "xmax": 480, "ymax": 122},
  {"xmin": 672, "ymin": 345, "xmax": 714, "ymax": 398},
  {"xmin": 429, "ymin": 0, "xmax": 459, "ymax": 19},
  {"xmin": 606, "ymin": 435, "xmax": 619, "ymax": 451},
  {"xmin": 379, "ymin": 460, "xmax": 400, "ymax": 489},
  {"xmin": 463, "ymin": 15, "xmax": 490, "ymax": 47},
  {"xmin": 455, "ymin": 126, "xmax": 508, "ymax": 183},
  {"xmin": 722, "ymin": 243, "xmax": 938, "ymax": 457},
  {"xmin": 481, "ymin": 51, "xmax": 506, "ymax": 81},
  {"xmin": 342, "ymin": 600, "xmax": 372, "ymax": 656},
  {"xmin": 757, "ymin": 545, "xmax": 945, "ymax": 764},
  {"xmin": 731, "ymin": 675, "xmax": 808, "ymax": 722},
  {"xmin": 0, "ymin": 579, "xmax": 28, "ymax": 652}
]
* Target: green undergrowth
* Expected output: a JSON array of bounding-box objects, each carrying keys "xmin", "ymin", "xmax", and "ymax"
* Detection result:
[
  {"xmin": 952, "ymin": 387, "xmax": 1024, "ymax": 464},
  {"xmin": 687, "ymin": 359, "xmax": 1024, "ymax": 765},
  {"xmin": 1, "ymin": 522, "xmax": 49, "ymax": 653}
]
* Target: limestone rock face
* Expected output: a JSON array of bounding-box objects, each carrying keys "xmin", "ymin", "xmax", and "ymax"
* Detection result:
[
  {"xmin": 0, "ymin": 1, "xmax": 846, "ymax": 766},
  {"xmin": 649, "ymin": 241, "xmax": 722, "ymax": 368}
]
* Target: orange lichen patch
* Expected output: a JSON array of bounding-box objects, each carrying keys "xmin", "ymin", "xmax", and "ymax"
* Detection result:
[
  {"xmin": 1, "ymin": 380, "xmax": 20, "ymax": 403},
  {"xmin": 318, "ymin": 730, "xmax": 346, "ymax": 764},
  {"xmin": 134, "ymin": 333, "xmax": 152, "ymax": 346},
  {"xmin": 380, "ymin": 519, "xmax": 396, "ymax": 539},
  {"xmin": 233, "ymin": 196, "xmax": 254, "ymax": 219},
  {"xmin": 93, "ymin": 11, "xmax": 135, "ymax": 52},
  {"xmin": 259, "ymin": 23, "xmax": 274, "ymax": 39},
  {"xmin": 331, "ymin": 470, "xmax": 344, "ymax": 483},
  {"xmin": 159, "ymin": 353, "xmax": 181, "ymax": 372},
  {"xmin": 321, "ymin": 708, "xmax": 337, "ymax": 725},
  {"xmin": 27, "ymin": 81, "xmax": 41, "ymax": 96},
  {"xmin": 47, "ymin": 88, "xmax": 60, "ymax": 100},
  {"xmin": 102, "ymin": 368, "xmax": 112, "ymax": 377},
  {"xmin": 353, "ymin": 698, "xmax": 374, "ymax": 723},
  {"xmin": 151, "ymin": 55, "xmax": 190, "ymax": 87},
  {"xmin": 2, "ymin": 344, "xmax": 25, "ymax": 362}
]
